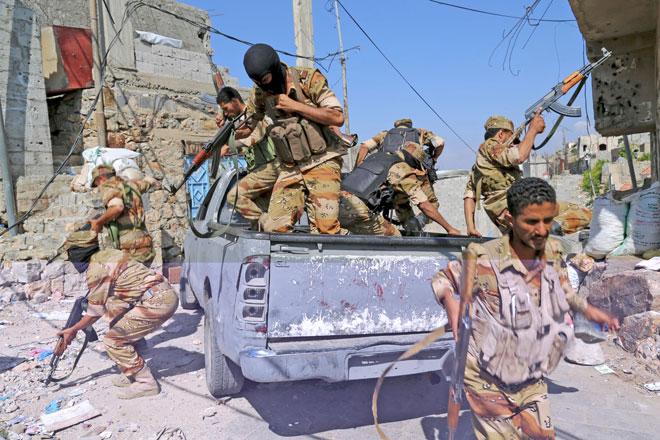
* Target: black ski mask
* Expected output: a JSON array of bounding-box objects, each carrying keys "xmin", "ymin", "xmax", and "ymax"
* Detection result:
[{"xmin": 243, "ymin": 44, "xmax": 287, "ymax": 95}]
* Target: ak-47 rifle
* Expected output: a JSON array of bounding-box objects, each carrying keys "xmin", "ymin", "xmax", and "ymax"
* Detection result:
[
  {"xmin": 44, "ymin": 221, "xmax": 98, "ymax": 386},
  {"xmin": 507, "ymin": 47, "xmax": 613, "ymax": 150},
  {"xmin": 447, "ymin": 249, "xmax": 476, "ymax": 440},
  {"xmin": 169, "ymin": 109, "xmax": 249, "ymax": 194}
]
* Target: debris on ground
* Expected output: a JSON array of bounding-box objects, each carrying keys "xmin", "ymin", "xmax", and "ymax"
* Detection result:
[
  {"xmin": 40, "ymin": 400, "xmax": 101, "ymax": 432},
  {"xmin": 594, "ymin": 364, "xmax": 616, "ymax": 375}
]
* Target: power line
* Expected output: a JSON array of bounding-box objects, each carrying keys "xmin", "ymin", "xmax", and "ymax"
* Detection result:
[
  {"xmin": 335, "ymin": 0, "xmax": 476, "ymax": 154},
  {"xmin": 427, "ymin": 0, "xmax": 575, "ymax": 23}
]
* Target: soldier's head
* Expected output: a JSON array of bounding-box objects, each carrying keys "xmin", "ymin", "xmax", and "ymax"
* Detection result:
[
  {"xmin": 216, "ymin": 87, "xmax": 245, "ymax": 118},
  {"xmin": 64, "ymin": 230, "xmax": 99, "ymax": 273},
  {"xmin": 394, "ymin": 118, "xmax": 413, "ymax": 128},
  {"xmin": 243, "ymin": 44, "xmax": 287, "ymax": 95},
  {"xmin": 91, "ymin": 165, "xmax": 115, "ymax": 187},
  {"xmin": 484, "ymin": 115, "xmax": 515, "ymax": 143},
  {"xmin": 505, "ymin": 177, "xmax": 558, "ymax": 253}
]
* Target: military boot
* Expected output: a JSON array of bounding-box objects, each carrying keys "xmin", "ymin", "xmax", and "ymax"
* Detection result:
[
  {"xmin": 116, "ymin": 366, "xmax": 160, "ymax": 399},
  {"xmin": 111, "ymin": 374, "xmax": 133, "ymax": 388}
]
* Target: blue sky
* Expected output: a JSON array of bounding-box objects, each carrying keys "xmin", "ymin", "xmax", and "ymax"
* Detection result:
[{"xmin": 185, "ymin": 0, "xmax": 593, "ymax": 169}]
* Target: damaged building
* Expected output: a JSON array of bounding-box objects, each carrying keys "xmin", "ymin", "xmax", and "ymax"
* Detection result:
[{"xmin": 0, "ymin": 0, "xmax": 243, "ymax": 270}]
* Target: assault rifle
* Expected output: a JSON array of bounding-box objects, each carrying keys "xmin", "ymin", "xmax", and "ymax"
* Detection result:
[
  {"xmin": 447, "ymin": 250, "xmax": 476, "ymax": 440},
  {"xmin": 169, "ymin": 109, "xmax": 250, "ymax": 194},
  {"xmin": 508, "ymin": 47, "xmax": 612, "ymax": 150},
  {"xmin": 44, "ymin": 295, "xmax": 98, "ymax": 386},
  {"xmin": 44, "ymin": 221, "xmax": 98, "ymax": 386}
]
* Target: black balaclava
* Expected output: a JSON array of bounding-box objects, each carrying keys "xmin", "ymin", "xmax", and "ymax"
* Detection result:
[
  {"xmin": 243, "ymin": 44, "xmax": 287, "ymax": 95},
  {"xmin": 67, "ymin": 245, "xmax": 99, "ymax": 273}
]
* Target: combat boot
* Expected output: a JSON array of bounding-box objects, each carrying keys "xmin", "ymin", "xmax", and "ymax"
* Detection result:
[
  {"xmin": 116, "ymin": 366, "xmax": 160, "ymax": 399},
  {"xmin": 111, "ymin": 374, "xmax": 133, "ymax": 388}
]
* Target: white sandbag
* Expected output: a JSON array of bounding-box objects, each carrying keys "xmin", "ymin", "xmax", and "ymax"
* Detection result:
[
  {"xmin": 584, "ymin": 194, "xmax": 628, "ymax": 259},
  {"xmin": 81, "ymin": 147, "xmax": 142, "ymax": 187},
  {"xmin": 113, "ymin": 158, "xmax": 143, "ymax": 181},
  {"xmin": 135, "ymin": 30, "xmax": 183, "ymax": 48},
  {"xmin": 611, "ymin": 182, "xmax": 660, "ymax": 256}
]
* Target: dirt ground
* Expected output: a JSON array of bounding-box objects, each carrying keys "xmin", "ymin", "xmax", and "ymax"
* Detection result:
[{"xmin": 1, "ymin": 290, "xmax": 659, "ymax": 440}]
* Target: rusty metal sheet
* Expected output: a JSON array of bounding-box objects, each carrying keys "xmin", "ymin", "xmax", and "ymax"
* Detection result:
[{"xmin": 44, "ymin": 25, "xmax": 93, "ymax": 95}]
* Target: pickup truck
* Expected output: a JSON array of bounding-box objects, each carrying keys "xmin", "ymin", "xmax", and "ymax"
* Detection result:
[{"xmin": 181, "ymin": 169, "xmax": 481, "ymax": 397}]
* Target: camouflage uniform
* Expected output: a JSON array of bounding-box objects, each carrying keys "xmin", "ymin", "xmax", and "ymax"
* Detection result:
[
  {"xmin": 226, "ymin": 126, "xmax": 280, "ymax": 224},
  {"xmin": 339, "ymin": 191, "xmax": 400, "ymax": 236},
  {"xmin": 432, "ymin": 236, "xmax": 588, "ymax": 439},
  {"xmin": 360, "ymin": 122, "xmax": 445, "ymax": 157},
  {"xmin": 85, "ymin": 249, "xmax": 178, "ymax": 376},
  {"xmin": 392, "ymin": 165, "xmax": 439, "ymax": 228},
  {"xmin": 246, "ymin": 64, "xmax": 346, "ymax": 234},
  {"xmin": 98, "ymin": 176, "xmax": 154, "ymax": 266},
  {"xmin": 555, "ymin": 201, "xmax": 592, "ymax": 235}
]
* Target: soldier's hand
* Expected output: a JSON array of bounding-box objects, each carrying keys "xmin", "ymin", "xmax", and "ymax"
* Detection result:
[
  {"xmin": 585, "ymin": 306, "xmax": 620, "ymax": 332},
  {"xmin": 89, "ymin": 219, "xmax": 103, "ymax": 233},
  {"xmin": 216, "ymin": 114, "xmax": 225, "ymax": 128},
  {"xmin": 529, "ymin": 109, "xmax": 546, "ymax": 134},
  {"xmin": 467, "ymin": 227, "xmax": 482, "ymax": 238},
  {"xmin": 54, "ymin": 328, "xmax": 78, "ymax": 356},
  {"xmin": 220, "ymin": 145, "xmax": 231, "ymax": 157},
  {"xmin": 274, "ymin": 94, "xmax": 301, "ymax": 114},
  {"xmin": 447, "ymin": 227, "xmax": 462, "ymax": 236},
  {"xmin": 235, "ymin": 126, "xmax": 252, "ymax": 140}
]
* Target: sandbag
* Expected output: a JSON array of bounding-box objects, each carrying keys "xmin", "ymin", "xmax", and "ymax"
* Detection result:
[
  {"xmin": 584, "ymin": 194, "xmax": 629, "ymax": 259},
  {"xmin": 611, "ymin": 182, "xmax": 660, "ymax": 256}
]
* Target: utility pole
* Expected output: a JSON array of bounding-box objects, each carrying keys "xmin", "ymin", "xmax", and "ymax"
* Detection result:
[
  {"xmin": 90, "ymin": 0, "xmax": 107, "ymax": 147},
  {"xmin": 562, "ymin": 128, "xmax": 568, "ymax": 174},
  {"xmin": 0, "ymin": 100, "xmax": 18, "ymax": 236},
  {"xmin": 622, "ymin": 134, "xmax": 638, "ymax": 190},
  {"xmin": 292, "ymin": 0, "xmax": 314, "ymax": 69},
  {"xmin": 333, "ymin": 0, "xmax": 350, "ymax": 135}
]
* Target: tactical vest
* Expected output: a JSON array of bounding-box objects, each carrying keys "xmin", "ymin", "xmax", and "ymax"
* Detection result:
[
  {"xmin": 266, "ymin": 68, "xmax": 330, "ymax": 165},
  {"xmin": 471, "ymin": 248, "xmax": 574, "ymax": 385},
  {"xmin": 230, "ymin": 132, "xmax": 276, "ymax": 172},
  {"xmin": 341, "ymin": 151, "xmax": 402, "ymax": 211},
  {"xmin": 381, "ymin": 127, "xmax": 420, "ymax": 153},
  {"xmin": 107, "ymin": 180, "xmax": 149, "ymax": 250}
]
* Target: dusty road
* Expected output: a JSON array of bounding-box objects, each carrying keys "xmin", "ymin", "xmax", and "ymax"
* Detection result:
[{"xmin": 1, "ymin": 292, "xmax": 659, "ymax": 440}]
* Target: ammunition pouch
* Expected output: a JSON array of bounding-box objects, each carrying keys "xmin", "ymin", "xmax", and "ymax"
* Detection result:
[{"xmin": 269, "ymin": 116, "xmax": 328, "ymax": 165}]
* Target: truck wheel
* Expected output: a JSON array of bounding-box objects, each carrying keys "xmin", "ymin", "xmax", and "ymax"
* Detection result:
[
  {"xmin": 204, "ymin": 301, "xmax": 244, "ymax": 397},
  {"xmin": 178, "ymin": 276, "xmax": 200, "ymax": 310}
]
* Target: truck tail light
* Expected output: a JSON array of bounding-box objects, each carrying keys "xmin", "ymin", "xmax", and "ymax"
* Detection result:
[{"xmin": 238, "ymin": 256, "xmax": 269, "ymax": 326}]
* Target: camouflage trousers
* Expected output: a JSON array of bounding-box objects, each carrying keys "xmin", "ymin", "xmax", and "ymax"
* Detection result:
[
  {"xmin": 464, "ymin": 355, "xmax": 555, "ymax": 440},
  {"xmin": 103, "ymin": 284, "xmax": 178, "ymax": 376},
  {"xmin": 226, "ymin": 160, "xmax": 280, "ymax": 222},
  {"xmin": 260, "ymin": 157, "xmax": 345, "ymax": 234},
  {"xmin": 339, "ymin": 191, "xmax": 400, "ymax": 236},
  {"xmin": 117, "ymin": 229, "xmax": 154, "ymax": 267}
]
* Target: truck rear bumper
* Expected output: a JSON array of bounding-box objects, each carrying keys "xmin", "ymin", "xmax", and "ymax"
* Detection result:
[{"xmin": 239, "ymin": 334, "xmax": 454, "ymax": 383}]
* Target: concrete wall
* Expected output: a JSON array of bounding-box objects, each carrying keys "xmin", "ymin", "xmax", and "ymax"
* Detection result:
[
  {"xmin": 0, "ymin": 0, "xmax": 53, "ymax": 178},
  {"xmin": 134, "ymin": 38, "xmax": 214, "ymax": 83}
]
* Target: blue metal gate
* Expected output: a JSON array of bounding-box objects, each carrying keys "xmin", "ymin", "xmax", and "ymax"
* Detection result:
[{"xmin": 183, "ymin": 155, "xmax": 209, "ymax": 219}]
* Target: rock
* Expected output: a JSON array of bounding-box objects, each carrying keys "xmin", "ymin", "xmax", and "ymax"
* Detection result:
[
  {"xmin": 50, "ymin": 277, "xmax": 65, "ymax": 297},
  {"xmin": 0, "ymin": 285, "xmax": 26, "ymax": 303},
  {"xmin": 99, "ymin": 430, "xmax": 113, "ymax": 439},
  {"xmin": 586, "ymin": 270, "xmax": 660, "ymax": 320},
  {"xmin": 10, "ymin": 423, "xmax": 25, "ymax": 434},
  {"xmin": 564, "ymin": 338, "xmax": 605, "ymax": 366},
  {"xmin": 201, "ymin": 407, "xmax": 217, "ymax": 419},
  {"xmin": 31, "ymin": 292, "xmax": 49, "ymax": 304},
  {"xmin": 0, "ymin": 270, "xmax": 16, "ymax": 287},
  {"xmin": 127, "ymin": 423, "xmax": 139, "ymax": 432},
  {"xmin": 10, "ymin": 261, "xmax": 42, "ymax": 283},
  {"xmin": 41, "ymin": 261, "xmax": 65, "ymax": 281},
  {"xmin": 64, "ymin": 273, "xmax": 87, "ymax": 295},
  {"xmin": 24, "ymin": 280, "xmax": 51, "ymax": 300},
  {"xmin": 635, "ymin": 336, "xmax": 659, "ymax": 362},
  {"xmin": 618, "ymin": 311, "xmax": 660, "ymax": 352},
  {"xmin": 4, "ymin": 402, "xmax": 18, "ymax": 413}
]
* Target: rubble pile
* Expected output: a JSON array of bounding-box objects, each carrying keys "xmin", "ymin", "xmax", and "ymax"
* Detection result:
[{"xmin": 0, "ymin": 261, "xmax": 86, "ymax": 305}]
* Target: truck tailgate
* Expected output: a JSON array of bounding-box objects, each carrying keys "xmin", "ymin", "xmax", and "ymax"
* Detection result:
[{"xmin": 266, "ymin": 234, "xmax": 465, "ymax": 339}]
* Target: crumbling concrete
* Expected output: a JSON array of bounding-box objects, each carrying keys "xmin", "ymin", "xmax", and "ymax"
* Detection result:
[{"xmin": 0, "ymin": 0, "xmax": 54, "ymax": 178}]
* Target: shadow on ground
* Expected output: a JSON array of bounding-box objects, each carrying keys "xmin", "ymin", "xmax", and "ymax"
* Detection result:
[{"xmin": 241, "ymin": 373, "xmax": 471, "ymax": 438}]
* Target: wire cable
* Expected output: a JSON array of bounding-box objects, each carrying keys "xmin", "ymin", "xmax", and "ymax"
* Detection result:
[
  {"xmin": 427, "ymin": 0, "xmax": 575, "ymax": 22},
  {"xmin": 335, "ymin": 0, "xmax": 476, "ymax": 154}
]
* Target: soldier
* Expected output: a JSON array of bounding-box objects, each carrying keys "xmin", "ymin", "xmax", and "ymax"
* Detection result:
[
  {"xmin": 432, "ymin": 177, "xmax": 619, "ymax": 439},
  {"xmin": 463, "ymin": 112, "xmax": 546, "ymax": 236},
  {"xmin": 242, "ymin": 43, "xmax": 346, "ymax": 234},
  {"xmin": 340, "ymin": 142, "xmax": 460, "ymax": 236},
  {"xmin": 54, "ymin": 230, "xmax": 178, "ymax": 399},
  {"xmin": 89, "ymin": 165, "xmax": 156, "ymax": 266},
  {"xmin": 464, "ymin": 113, "xmax": 591, "ymax": 237},
  {"xmin": 215, "ymin": 86, "xmax": 280, "ymax": 229}
]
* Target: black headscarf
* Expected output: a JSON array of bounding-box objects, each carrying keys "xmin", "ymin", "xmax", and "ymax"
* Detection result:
[
  {"xmin": 67, "ymin": 245, "xmax": 99, "ymax": 273},
  {"xmin": 243, "ymin": 44, "xmax": 287, "ymax": 95}
]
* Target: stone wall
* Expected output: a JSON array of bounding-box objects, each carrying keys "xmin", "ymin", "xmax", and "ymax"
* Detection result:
[{"xmin": 0, "ymin": 0, "xmax": 53, "ymax": 178}]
